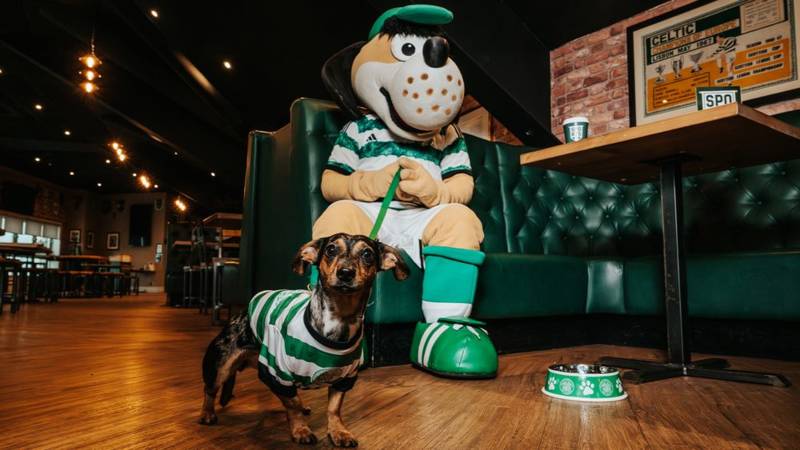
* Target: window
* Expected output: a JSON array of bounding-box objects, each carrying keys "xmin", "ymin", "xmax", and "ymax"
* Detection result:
[{"xmin": 0, "ymin": 213, "xmax": 62, "ymax": 256}]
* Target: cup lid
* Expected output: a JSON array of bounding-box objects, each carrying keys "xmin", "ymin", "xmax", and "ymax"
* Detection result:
[{"xmin": 563, "ymin": 116, "xmax": 589, "ymax": 125}]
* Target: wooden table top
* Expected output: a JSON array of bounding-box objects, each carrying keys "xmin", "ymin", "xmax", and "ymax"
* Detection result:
[
  {"xmin": 520, "ymin": 103, "xmax": 800, "ymax": 184},
  {"xmin": 57, "ymin": 255, "xmax": 108, "ymax": 261},
  {"xmin": 0, "ymin": 243, "xmax": 52, "ymax": 255}
]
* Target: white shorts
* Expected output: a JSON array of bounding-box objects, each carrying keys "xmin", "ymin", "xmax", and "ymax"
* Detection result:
[{"xmin": 347, "ymin": 200, "xmax": 450, "ymax": 267}]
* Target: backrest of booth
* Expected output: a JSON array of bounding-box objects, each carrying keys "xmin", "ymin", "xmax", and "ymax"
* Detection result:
[{"xmin": 240, "ymin": 98, "xmax": 800, "ymax": 296}]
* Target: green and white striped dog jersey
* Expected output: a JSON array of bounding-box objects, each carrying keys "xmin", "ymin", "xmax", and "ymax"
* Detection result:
[
  {"xmin": 326, "ymin": 114, "xmax": 472, "ymax": 207},
  {"xmin": 248, "ymin": 289, "xmax": 363, "ymax": 396}
]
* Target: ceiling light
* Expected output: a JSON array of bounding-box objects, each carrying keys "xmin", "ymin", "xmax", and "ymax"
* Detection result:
[
  {"xmin": 97, "ymin": 182, "xmax": 103, "ymax": 187},
  {"xmin": 110, "ymin": 141, "xmax": 120, "ymax": 150},
  {"xmin": 139, "ymin": 174, "xmax": 151, "ymax": 189},
  {"xmin": 80, "ymin": 54, "xmax": 100, "ymax": 69},
  {"xmin": 69, "ymin": 171, "xmax": 75, "ymax": 176},
  {"xmin": 154, "ymin": 184, "xmax": 159, "ymax": 189},
  {"xmin": 84, "ymin": 70, "xmax": 97, "ymax": 81},
  {"xmin": 174, "ymin": 198, "xmax": 187, "ymax": 212},
  {"xmin": 64, "ymin": 129, "xmax": 71, "ymax": 136},
  {"xmin": 117, "ymin": 153, "xmax": 127, "ymax": 162},
  {"xmin": 82, "ymin": 81, "xmax": 97, "ymax": 93},
  {"xmin": 34, "ymin": 157, "xmax": 41, "ymax": 162},
  {"xmin": 0, "ymin": 67, "xmax": 4, "ymax": 75},
  {"xmin": 150, "ymin": 9, "xmax": 159, "ymax": 18},
  {"xmin": 210, "ymin": 171, "xmax": 216, "ymax": 177},
  {"xmin": 105, "ymin": 159, "xmax": 111, "ymax": 164},
  {"xmin": 173, "ymin": 151, "xmax": 178, "ymax": 156},
  {"xmin": 34, "ymin": 103, "xmax": 43, "ymax": 111},
  {"xmin": 222, "ymin": 60, "xmax": 232, "ymax": 70},
  {"xmin": 132, "ymin": 173, "xmax": 137, "ymax": 177}
]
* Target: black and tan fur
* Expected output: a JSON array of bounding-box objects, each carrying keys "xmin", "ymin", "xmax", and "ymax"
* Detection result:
[{"xmin": 199, "ymin": 234, "xmax": 408, "ymax": 447}]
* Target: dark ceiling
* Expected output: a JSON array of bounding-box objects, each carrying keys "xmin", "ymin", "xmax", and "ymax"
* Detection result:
[{"xmin": 0, "ymin": 0, "xmax": 664, "ymax": 214}]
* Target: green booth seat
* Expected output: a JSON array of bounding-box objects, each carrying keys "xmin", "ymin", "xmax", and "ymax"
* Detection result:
[{"xmin": 239, "ymin": 98, "xmax": 800, "ymax": 365}]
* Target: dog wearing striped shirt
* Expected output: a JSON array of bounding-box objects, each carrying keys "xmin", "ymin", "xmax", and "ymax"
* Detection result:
[{"xmin": 199, "ymin": 233, "xmax": 408, "ymax": 447}]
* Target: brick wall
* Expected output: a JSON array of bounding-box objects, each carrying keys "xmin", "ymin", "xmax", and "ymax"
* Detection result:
[{"xmin": 550, "ymin": 0, "xmax": 800, "ymax": 142}]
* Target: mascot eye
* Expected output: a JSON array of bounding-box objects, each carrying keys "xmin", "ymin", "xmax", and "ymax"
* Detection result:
[
  {"xmin": 325, "ymin": 244, "xmax": 338, "ymax": 258},
  {"xmin": 391, "ymin": 35, "xmax": 427, "ymax": 61},
  {"xmin": 361, "ymin": 249, "xmax": 375, "ymax": 265}
]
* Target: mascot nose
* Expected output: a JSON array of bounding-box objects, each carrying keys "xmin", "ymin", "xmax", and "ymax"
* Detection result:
[{"xmin": 423, "ymin": 36, "xmax": 449, "ymax": 68}]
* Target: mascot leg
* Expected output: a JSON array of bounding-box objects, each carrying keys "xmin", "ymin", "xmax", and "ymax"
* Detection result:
[{"xmin": 409, "ymin": 204, "xmax": 498, "ymax": 378}]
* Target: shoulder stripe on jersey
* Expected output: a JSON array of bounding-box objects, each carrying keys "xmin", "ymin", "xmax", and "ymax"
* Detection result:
[
  {"xmin": 360, "ymin": 141, "xmax": 443, "ymax": 164},
  {"xmin": 355, "ymin": 117, "xmax": 387, "ymax": 133},
  {"xmin": 335, "ymin": 133, "xmax": 359, "ymax": 152},
  {"xmin": 281, "ymin": 298, "xmax": 309, "ymax": 335},
  {"xmin": 442, "ymin": 138, "xmax": 467, "ymax": 155},
  {"xmin": 248, "ymin": 290, "xmax": 269, "ymax": 316},
  {"xmin": 268, "ymin": 291, "xmax": 305, "ymax": 325}
]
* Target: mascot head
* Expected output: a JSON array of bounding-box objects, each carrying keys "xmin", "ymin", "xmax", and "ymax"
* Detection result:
[{"xmin": 322, "ymin": 5, "xmax": 464, "ymax": 142}]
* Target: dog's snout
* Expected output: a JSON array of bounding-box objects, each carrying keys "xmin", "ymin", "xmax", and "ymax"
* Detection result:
[
  {"xmin": 423, "ymin": 36, "xmax": 449, "ymax": 68},
  {"xmin": 336, "ymin": 267, "xmax": 355, "ymax": 283}
]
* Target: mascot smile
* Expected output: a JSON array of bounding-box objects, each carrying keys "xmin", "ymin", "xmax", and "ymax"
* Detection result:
[{"xmin": 314, "ymin": 4, "xmax": 498, "ymax": 379}]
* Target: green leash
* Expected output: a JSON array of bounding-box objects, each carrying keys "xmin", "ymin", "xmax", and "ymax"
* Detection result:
[{"xmin": 368, "ymin": 168, "xmax": 402, "ymax": 239}]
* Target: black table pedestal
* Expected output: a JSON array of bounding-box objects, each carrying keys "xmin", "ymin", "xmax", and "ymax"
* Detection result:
[{"xmin": 598, "ymin": 158, "xmax": 790, "ymax": 388}]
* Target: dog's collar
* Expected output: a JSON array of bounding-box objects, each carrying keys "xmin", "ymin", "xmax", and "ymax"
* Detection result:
[{"xmin": 303, "ymin": 306, "xmax": 363, "ymax": 351}]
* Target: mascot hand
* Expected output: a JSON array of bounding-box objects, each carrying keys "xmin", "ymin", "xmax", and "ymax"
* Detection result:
[
  {"xmin": 348, "ymin": 162, "xmax": 400, "ymax": 201},
  {"xmin": 398, "ymin": 157, "xmax": 448, "ymax": 207}
]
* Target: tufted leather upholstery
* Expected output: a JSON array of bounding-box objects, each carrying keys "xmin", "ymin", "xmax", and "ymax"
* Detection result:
[{"xmin": 239, "ymin": 99, "xmax": 800, "ymax": 322}]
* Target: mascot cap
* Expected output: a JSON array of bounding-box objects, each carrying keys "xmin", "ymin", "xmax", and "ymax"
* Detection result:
[{"xmin": 367, "ymin": 4, "xmax": 454, "ymax": 40}]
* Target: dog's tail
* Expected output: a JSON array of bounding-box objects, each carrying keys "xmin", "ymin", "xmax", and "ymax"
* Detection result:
[{"xmin": 219, "ymin": 373, "xmax": 236, "ymax": 406}]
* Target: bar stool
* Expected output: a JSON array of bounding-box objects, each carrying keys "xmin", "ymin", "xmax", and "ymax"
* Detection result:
[
  {"xmin": 1, "ymin": 259, "xmax": 23, "ymax": 313},
  {"xmin": 182, "ymin": 266, "xmax": 202, "ymax": 307}
]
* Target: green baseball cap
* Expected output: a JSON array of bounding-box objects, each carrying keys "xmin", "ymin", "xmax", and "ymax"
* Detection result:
[{"xmin": 368, "ymin": 4, "xmax": 454, "ymax": 40}]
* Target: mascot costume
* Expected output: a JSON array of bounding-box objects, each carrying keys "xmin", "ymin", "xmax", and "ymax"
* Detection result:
[{"xmin": 315, "ymin": 4, "xmax": 497, "ymax": 378}]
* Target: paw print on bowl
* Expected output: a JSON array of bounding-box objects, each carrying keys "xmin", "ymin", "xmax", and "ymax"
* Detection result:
[
  {"xmin": 579, "ymin": 379, "xmax": 595, "ymax": 395},
  {"xmin": 547, "ymin": 377, "xmax": 557, "ymax": 391}
]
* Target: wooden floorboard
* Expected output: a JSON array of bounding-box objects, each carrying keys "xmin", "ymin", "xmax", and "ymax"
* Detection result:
[{"xmin": 1, "ymin": 295, "xmax": 798, "ymax": 449}]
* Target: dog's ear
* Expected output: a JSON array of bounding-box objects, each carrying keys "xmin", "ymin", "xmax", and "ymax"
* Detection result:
[
  {"xmin": 321, "ymin": 42, "xmax": 365, "ymax": 121},
  {"xmin": 291, "ymin": 238, "xmax": 325, "ymax": 276},
  {"xmin": 379, "ymin": 243, "xmax": 410, "ymax": 281}
]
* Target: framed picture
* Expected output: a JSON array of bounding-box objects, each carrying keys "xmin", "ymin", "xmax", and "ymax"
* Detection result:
[
  {"xmin": 154, "ymin": 198, "xmax": 163, "ymax": 211},
  {"xmin": 628, "ymin": 0, "xmax": 800, "ymax": 125},
  {"xmin": 86, "ymin": 231, "xmax": 95, "ymax": 249},
  {"xmin": 106, "ymin": 232, "xmax": 120, "ymax": 250},
  {"xmin": 69, "ymin": 229, "xmax": 81, "ymax": 243}
]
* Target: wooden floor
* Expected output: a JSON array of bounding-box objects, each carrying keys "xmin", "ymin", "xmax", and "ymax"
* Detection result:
[{"xmin": 1, "ymin": 295, "xmax": 799, "ymax": 449}]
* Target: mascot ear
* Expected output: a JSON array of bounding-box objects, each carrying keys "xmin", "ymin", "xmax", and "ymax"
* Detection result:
[{"xmin": 321, "ymin": 42, "xmax": 366, "ymax": 120}]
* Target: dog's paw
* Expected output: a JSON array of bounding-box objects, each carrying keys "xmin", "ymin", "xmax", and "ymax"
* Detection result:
[
  {"xmin": 328, "ymin": 429, "xmax": 358, "ymax": 447},
  {"xmin": 291, "ymin": 426, "xmax": 317, "ymax": 445},
  {"xmin": 198, "ymin": 411, "xmax": 218, "ymax": 425}
]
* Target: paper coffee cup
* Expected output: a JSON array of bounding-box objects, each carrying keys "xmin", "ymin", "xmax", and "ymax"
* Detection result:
[{"xmin": 563, "ymin": 116, "xmax": 589, "ymax": 143}]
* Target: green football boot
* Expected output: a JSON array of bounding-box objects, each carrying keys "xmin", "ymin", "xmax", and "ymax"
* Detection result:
[
  {"xmin": 410, "ymin": 246, "xmax": 497, "ymax": 378},
  {"xmin": 410, "ymin": 316, "xmax": 497, "ymax": 378}
]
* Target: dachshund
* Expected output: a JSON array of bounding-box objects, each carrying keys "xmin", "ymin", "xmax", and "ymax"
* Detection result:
[{"xmin": 199, "ymin": 233, "xmax": 409, "ymax": 447}]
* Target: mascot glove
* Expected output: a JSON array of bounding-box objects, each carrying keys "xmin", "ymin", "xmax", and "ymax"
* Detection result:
[
  {"xmin": 398, "ymin": 157, "xmax": 450, "ymax": 208},
  {"xmin": 348, "ymin": 162, "xmax": 400, "ymax": 202}
]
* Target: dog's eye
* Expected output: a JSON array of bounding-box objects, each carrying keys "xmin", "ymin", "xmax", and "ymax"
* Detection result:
[
  {"xmin": 325, "ymin": 245, "xmax": 338, "ymax": 258},
  {"xmin": 390, "ymin": 35, "xmax": 426, "ymax": 61},
  {"xmin": 361, "ymin": 249, "xmax": 375, "ymax": 265}
]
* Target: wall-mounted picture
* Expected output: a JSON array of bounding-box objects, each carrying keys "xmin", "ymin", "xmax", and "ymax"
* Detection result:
[
  {"xmin": 106, "ymin": 232, "xmax": 120, "ymax": 250},
  {"xmin": 154, "ymin": 198, "xmax": 163, "ymax": 211},
  {"xmin": 86, "ymin": 231, "xmax": 95, "ymax": 249},
  {"xmin": 628, "ymin": 0, "xmax": 800, "ymax": 125},
  {"xmin": 69, "ymin": 229, "xmax": 81, "ymax": 243}
]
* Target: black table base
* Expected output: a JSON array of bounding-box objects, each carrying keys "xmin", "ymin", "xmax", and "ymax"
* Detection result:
[{"xmin": 598, "ymin": 158, "xmax": 790, "ymax": 388}]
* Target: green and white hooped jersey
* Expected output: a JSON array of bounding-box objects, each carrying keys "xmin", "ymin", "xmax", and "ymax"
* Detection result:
[
  {"xmin": 248, "ymin": 289, "xmax": 362, "ymax": 396},
  {"xmin": 326, "ymin": 114, "xmax": 471, "ymax": 208}
]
